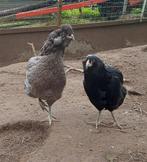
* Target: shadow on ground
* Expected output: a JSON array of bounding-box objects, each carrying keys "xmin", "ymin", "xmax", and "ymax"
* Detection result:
[{"xmin": 0, "ymin": 120, "xmax": 50, "ymax": 162}]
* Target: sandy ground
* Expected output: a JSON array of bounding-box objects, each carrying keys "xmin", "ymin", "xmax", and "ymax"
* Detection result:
[{"xmin": 0, "ymin": 45, "xmax": 147, "ymax": 162}]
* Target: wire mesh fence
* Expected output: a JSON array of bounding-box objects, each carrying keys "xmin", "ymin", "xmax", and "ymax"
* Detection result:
[{"xmin": 0, "ymin": 0, "xmax": 146, "ymax": 29}]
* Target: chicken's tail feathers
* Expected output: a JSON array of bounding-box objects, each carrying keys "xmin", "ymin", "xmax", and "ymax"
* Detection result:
[{"xmin": 124, "ymin": 85, "xmax": 143, "ymax": 96}]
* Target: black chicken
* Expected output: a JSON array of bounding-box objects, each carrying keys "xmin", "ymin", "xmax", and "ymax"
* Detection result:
[
  {"xmin": 24, "ymin": 24, "xmax": 74, "ymax": 126},
  {"xmin": 82, "ymin": 55, "xmax": 127, "ymax": 129}
]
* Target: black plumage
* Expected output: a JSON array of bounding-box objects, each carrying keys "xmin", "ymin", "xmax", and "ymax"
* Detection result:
[
  {"xmin": 82, "ymin": 55, "xmax": 127, "ymax": 129},
  {"xmin": 24, "ymin": 24, "xmax": 74, "ymax": 125}
]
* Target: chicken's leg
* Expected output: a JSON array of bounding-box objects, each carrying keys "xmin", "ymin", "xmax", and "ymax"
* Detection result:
[
  {"xmin": 110, "ymin": 111, "xmax": 122, "ymax": 129},
  {"xmin": 96, "ymin": 111, "xmax": 102, "ymax": 129},
  {"xmin": 39, "ymin": 98, "xmax": 49, "ymax": 113},
  {"xmin": 39, "ymin": 99, "xmax": 52, "ymax": 125},
  {"xmin": 48, "ymin": 106, "xmax": 52, "ymax": 126},
  {"xmin": 39, "ymin": 98, "xmax": 56, "ymax": 122}
]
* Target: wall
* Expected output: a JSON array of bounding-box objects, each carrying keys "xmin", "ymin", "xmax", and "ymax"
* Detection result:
[{"xmin": 0, "ymin": 20, "xmax": 147, "ymax": 66}]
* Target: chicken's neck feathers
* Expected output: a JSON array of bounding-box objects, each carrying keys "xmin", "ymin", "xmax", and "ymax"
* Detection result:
[{"xmin": 39, "ymin": 39, "xmax": 65, "ymax": 56}]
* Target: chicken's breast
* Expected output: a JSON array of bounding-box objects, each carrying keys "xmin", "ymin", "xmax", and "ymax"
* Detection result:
[{"xmin": 24, "ymin": 54, "xmax": 66, "ymax": 105}]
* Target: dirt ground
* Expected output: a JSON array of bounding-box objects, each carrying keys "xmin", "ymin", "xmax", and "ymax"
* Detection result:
[{"xmin": 0, "ymin": 45, "xmax": 147, "ymax": 162}]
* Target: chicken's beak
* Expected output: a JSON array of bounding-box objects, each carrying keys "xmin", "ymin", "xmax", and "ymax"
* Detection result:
[
  {"xmin": 86, "ymin": 59, "xmax": 93, "ymax": 69},
  {"xmin": 71, "ymin": 34, "xmax": 75, "ymax": 40},
  {"xmin": 67, "ymin": 34, "xmax": 75, "ymax": 40}
]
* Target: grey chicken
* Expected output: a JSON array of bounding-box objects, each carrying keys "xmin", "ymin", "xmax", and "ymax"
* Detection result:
[{"xmin": 24, "ymin": 24, "xmax": 74, "ymax": 125}]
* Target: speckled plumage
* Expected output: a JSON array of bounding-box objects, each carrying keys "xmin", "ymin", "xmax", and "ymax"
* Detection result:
[
  {"xmin": 39, "ymin": 24, "xmax": 74, "ymax": 56},
  {"xmin": 24, "ymin": 24, "xmax": 74, "ymax": 125},
  {"xmin": 24, "ymin": 52, "xmax": 66, "ymax": 106}
]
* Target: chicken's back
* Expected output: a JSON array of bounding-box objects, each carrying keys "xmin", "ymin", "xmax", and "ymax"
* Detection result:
[{"xmin": 106, "ymin": 65, "xmax": 124, "ymax": 83}]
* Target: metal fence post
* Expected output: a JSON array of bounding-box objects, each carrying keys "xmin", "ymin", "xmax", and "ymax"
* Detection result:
[
  {"xmin": 140, "ymin": 0, "xmax": 147, "ymax": 22},
  {"xmin": 122, "ymin": 0, "xmax": 128, "ymax": 16}
]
